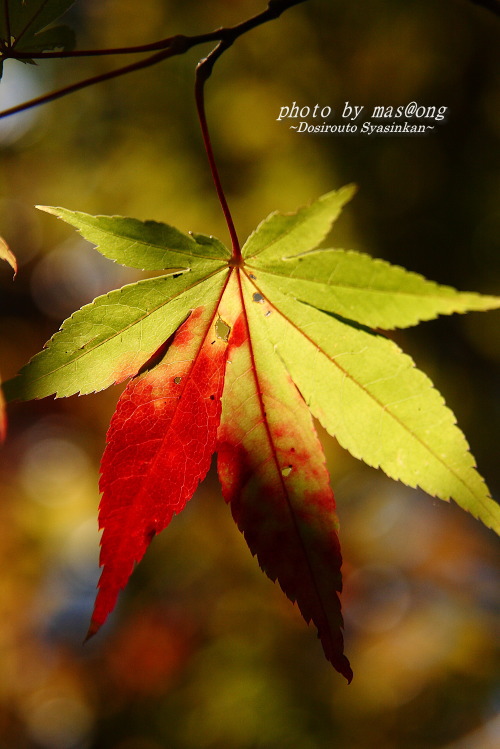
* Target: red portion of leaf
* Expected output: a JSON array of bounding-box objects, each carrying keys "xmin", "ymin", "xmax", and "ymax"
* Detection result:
[
  {"xmin": 89, "ymin": 304, "xmax": 228, "ymax": 637},
  {"xmin": 217, "ymin": 277, "xmax": 352, "ymax": 681}
]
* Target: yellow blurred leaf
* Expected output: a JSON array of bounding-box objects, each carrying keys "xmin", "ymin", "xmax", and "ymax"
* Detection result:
[{"xmin": 0, "ymin": 236, "xmax": 17, "ymax": 278}]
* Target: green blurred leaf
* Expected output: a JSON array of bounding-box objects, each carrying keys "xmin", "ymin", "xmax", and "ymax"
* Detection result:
[
  {"xmin": 0, "ymin": 373, "xmax": 6, "ymax": 442},
  {"xmin": 0, "ymin": 0, "xmax": 76, "ymax": 72},
  {"xmin": 18, "ymin": 23, "xmax": 75, "ymax": 54}
]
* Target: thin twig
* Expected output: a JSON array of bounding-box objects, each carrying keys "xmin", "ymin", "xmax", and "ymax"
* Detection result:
[
  {"xmin": 0, "ymin": 0, "xmax": 308, "ymax": 120},
  {"xmin": 5, "ymin": 34, "xmax": 210, "ymax": 59},
  {"xmin": 0, "ymin": 40, "xmax": 189, "ymax": 119}
]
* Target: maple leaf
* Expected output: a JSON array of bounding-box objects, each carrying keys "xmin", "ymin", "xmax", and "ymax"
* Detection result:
[
  {"xmin": 0, "ymin": 0, "xmax": 76, "ymax": 76},
  {"xmin": 0, "ymin": 236, "xmax": 16, "ymax": 440},
  {"xmin": 4, "ymin": 186, "xmax": 500, "ymax": 680}
]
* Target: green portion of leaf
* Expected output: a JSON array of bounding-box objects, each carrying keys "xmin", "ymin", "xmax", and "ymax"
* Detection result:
[
  {"xmin": 4, "ymin": 269, "xmax": 228, "ymax": 400},
  {"xmin": 190, "ymin": 232, "xmax": 230, "ymax": 258},
  {"xmin": 249, "ymin": 249, "xmax": 500, "ymax": 330},
  {"xmin": 246, "ymin": 278, "xmax": 500, "ymax": 533},
  {"xmin": 242, "ymin": 185, "xmax": 356, "ymax": 261},
  {"xmin": 37, "ymin": 207, "xmax": 231, "ymax": 271}
]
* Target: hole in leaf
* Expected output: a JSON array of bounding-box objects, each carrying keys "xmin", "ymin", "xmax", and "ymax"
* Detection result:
[
  {"xmin": 264, "ymin": 310, "xmax": 272, "ymax": 317},
  {"xmin": 215, "ymin": 317, "xmax": 231, "ymax": 341},
  {"xmin": 174, "ymin": 377, "xmax": 182, "ymax": 384},
  {"xmin": 281, "ymin": 465, "xmax": 293, "ymax": 477},
  {"xmin": 249, "ymin": 274, "xmax": 256, "ymax": 279},
  {"xmin": 252, "ymin": 293, "xmax": 265, "ymax": 303}
]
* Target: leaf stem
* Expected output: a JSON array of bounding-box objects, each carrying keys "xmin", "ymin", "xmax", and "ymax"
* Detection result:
[
  {"xmin": 195, "ymin": 41, "xmax": 241, "ymax": 259},
  {"xmin": 192, "ymin": 1, "xmax": 309, "ymax": 260}
]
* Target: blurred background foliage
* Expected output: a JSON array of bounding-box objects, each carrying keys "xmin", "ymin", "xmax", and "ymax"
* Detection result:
[{"xmin": 0, "ymin": 0, "xmax": 499, "ymax": 747}]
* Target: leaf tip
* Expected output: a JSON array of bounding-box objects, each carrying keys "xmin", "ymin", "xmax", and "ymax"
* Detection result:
[
  {"xmin": 339, "ymin": 656, "xmax": 354, "ymax": 684},
  {"xmin": 83, "ymin": 621, "xmax": 99, "ymax": 644},
  {"xmin": 35, "ymin": 205, "xmax": 58, "ymax": 216},
  {"xmin": 339, "ymin": 182, "xmax": 358, "ymax": 201}
]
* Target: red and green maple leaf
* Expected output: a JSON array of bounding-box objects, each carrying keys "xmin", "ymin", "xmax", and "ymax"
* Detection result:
[{"xmin": 4, "ymin": 186, "xmax": 500, "ymax": 681}]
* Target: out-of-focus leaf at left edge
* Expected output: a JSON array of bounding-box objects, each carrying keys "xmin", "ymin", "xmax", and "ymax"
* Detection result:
[
  {"xmin": 0, "ymin": 376, "xmax": 6, "ymax": 442},
  {"xmin": 0, "ymin": 235, "xmax": 17, "ymax": 277}
]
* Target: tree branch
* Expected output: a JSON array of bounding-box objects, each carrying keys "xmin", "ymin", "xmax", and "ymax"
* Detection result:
[
  {"xmin": 0, "ymin": 0, "xmax": 308, "ymax": 120},
  {"xmin": 0, "ymin": 39, "xmax": 190, "ymax": 119}
]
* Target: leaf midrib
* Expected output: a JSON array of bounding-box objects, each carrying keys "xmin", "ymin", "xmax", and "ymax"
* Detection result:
[
  {"xmin": 72, "ymin": 214, "xmax": 231, "ymax": 263},
  {"xmin": 101, "ymin": 279, "xmax": 230, "ymax": 564},
  {"xmin": 253, "ymin": 265, "xmax": 497, "ymax": 304},
  {"xmin": 237, "ymin": 269, "xmax": 339, "ymax": 637}
]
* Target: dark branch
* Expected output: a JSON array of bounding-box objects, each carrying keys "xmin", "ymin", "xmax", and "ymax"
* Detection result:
[
  {"xmin": 0, "ymin": 40, "xmax": 189, "ymax": 119},
  {"xmin": 0, "ymin": 0, "xmax": 308, "ymax": 119},
  {"xmin": 5, "ymin": 34, "xmax": 210, "ymax": 59}
]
